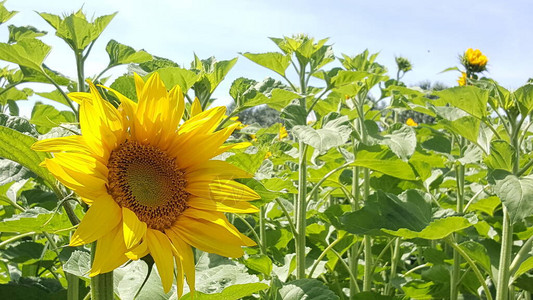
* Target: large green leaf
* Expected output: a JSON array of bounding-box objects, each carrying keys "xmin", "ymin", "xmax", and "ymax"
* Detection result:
[
  {"xmin": 0, "ymin": 126, "xmax": 55, "ymax": 187},
  {"xmin": 241, "ymin": 52, "xmax": 291, "ymax": 76},
  {"xmin": 292, "ymin": 116, "xmax": 351, "ymax": 154},
  {"xmin": 434, "ymin": 86, "xmax": 489, "ymax": 119},
  {"xmin": 278, "ymin": 279, "xmax": 339, "ymax": 300},
  {"xmin": 39, "ymin": 10, "xmax": 117, "ymax": 52},
  {"xmin": 152, "ymin": 67, "xmax": 200, "ymax": 92},
  {"xmin": 0, "ymin": 38, "xmax": 50, "ymax": 71},
  {"xmin": 341, "ymin": 190, "xmax": 432, "ymax": 235},
  {"xmin": 491, "ymin": 170, "xmax": 533, "ymax": 224},
  {"xmin": 368, "ymin": 123, "xmax": 416, "ymax": 161},
  {"xmin": 459, "ymin": 241, "xmax": 492, "ymax": 276},
  {"xmin": 105, "ymin": 39, "xmax": 152, "ymax": 67}
]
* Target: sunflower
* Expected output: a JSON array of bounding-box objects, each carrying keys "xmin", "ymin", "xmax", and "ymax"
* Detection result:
[{"xmin": 33, "ymin": 73, "xmax": 259, "ymax": 297}]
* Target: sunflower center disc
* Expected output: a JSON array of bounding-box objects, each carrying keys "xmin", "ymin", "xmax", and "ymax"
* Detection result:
[{"xmin": 107, "ymin": 141, "xmax": 189, "ymax": 230}]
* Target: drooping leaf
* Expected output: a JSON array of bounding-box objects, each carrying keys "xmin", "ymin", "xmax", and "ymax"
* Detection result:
[
  {"xmin": 62, "ymin": 250, "xmax": 91, "ymax": 278},
  {"xmin": 281, "ymin": 104, "xmax": 307, "ymax": 129}
]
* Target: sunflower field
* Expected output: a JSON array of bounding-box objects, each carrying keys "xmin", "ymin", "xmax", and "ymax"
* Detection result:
[{"xmin": 0, "ymin": 3, "xmax": 532, "ymax": 300}]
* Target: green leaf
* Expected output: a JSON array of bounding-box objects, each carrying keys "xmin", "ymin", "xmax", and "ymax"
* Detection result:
[
  {"xmin": 0, "ymin": 114, "xmax": 38, "ymax": 136},
  {"xmin": 109, "ymin": 75, "xmax": 137, "ymax": 102},
  {"xmin": 341, "ymin": 190, "xmax": 432, "ymax": 235},
  {"xmin": 243, "ymin": 254, "xmax": 272, "ymax": 275},
  {"xmin": 382, "ymin": 216, "xmax": 475, "ymax": 240},
  {"xmin": 466, "ymin": 196, "xmax": 500, "ymax": 216},
  {"xmin": 484, "ymin": 140, "xmax": 515, "ymax": 172},
  {"xmin": 434, "ymin": 86, "xmax": 489, "ymax": 119},
  {"xmin": 36, "ymin": 90, "xmax": 71, "ymax": 107},
  {"xmin": 105, "ymin": 39, "xmax": 152, "ymax": 67},
  {"xmin": 0, "ymin": 86, "xmax": 32, "ymax": 105},
  {"xmin": 0, "ymin": 39, "xmax": 50, "ymax": 71},
  {"xmin": 491, "ymin": 170, "xmax": 533, "ymax": 224},
  {"xmin": 292, "ymin": 116, "xmax": 351, "ymax": 154},
  {"xmin": 514, "ymin": 256, "xmax": 533, "ymax": 279},
  {"xmin": 459, "ymin": 241, "xmax": 492, "ymax": 276},
  {"xmin": 0, "ymin": 1, "xmax": 17, "ymax": 25},
  {"xmin": 8, "ymin": 25, "xmax": 47, "ymax": 43},
  {"xmin": 62, "ymin": 250, "xmax": 91, "ymax": 278},
  {"xmin": 39, "ymin": 10, "xmax": 117, "ymax": 52},
  {"xmin": 241, "ymin": 52, "xmax": 291, "ymax": 76},
  {"xmin": 182, "ymin": 283, "xmax": 269, "ymax": 300},
  {"xmin": 30, "ymin": 103, "xmax": 75, "ymax": 134},
  {"xmin": 330, "ymin": 70, "xmax": 368, "ymax": 87},
  {"xmin": 0, "ymin": 125, "xmax": 55, "ymax": 187},
  {"xmin": 350, "ymin": 159, "xmax": 416, "ymax": 180},
  {"xmin": 368, "ymin": 123, "xmax": 416, "ymax": 161},
  {"xmin": 281, "ymin": 104, "xmax": 307, "ymax": 129},
  {"xmin": 206, "ymin": 57, "xmax": 238, "ymax": 93},
  {"xmin": 0, "ymin": 207, "xmax": 78, "ymax": 235},
  {"xmin": 278, "ymin": 279, "xmax": 339, "ymax": 300},
  {"xmin": 153, "ymin": 67, "xmax": 201, "ymax": 93},
  {"xmin": 514, "ymin": 83, "xmax": 533, "ymax": 115},
  {"xmin": 353, "ymin": 292, "xmax": 400, "ymax": 300},
  {"xmin": 439, "ymin": 116, "xmax": 480, "ymax": 146}
]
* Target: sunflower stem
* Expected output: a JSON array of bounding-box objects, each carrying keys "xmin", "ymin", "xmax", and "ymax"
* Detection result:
[
  {"xmin": 259, "ymin": 206, "xmax": 267, "ymax": 255},
  {"xmin": 295, "ymin": 141, "xmax": 308, "ymax": 279},
  {"xmin": 90, "ymin": 243, "xmax": 114, "ymax": 300}
]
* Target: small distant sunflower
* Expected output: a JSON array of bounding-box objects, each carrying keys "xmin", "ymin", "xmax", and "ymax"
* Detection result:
[
  {"xmin": 406, "ymin": 118, "xmax": 418, "ymax": 127},
  {"xmin": 457, "ymin": 72, "xmax": 467, "ymax": 86},
  {"xmin": 33, "ymin": 73, "xmax": 259, "ymax": 297}
]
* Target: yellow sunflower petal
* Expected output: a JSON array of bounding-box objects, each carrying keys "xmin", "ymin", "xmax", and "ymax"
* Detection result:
[
  {"xmin": 70, "ymin": 195, "xmax": 122, "ymax": 246},
  {"xmin": 178, "ymin": 106, "xmax": 226, "ymax": 135},
  {"xmin": 186, "ymin": 179, "xmax": 260, "ymax": 202},
  {"xmin": 52, "ymin": 152, "xmax": 108, "ymax": 180},
  {"xmin": 190, "ymin": 97, "xmax": 202, "ymax": 117},
  {"xmin": 122, "ymin": 207, "xmax": 148, "ymax": 249},
  {"xmin": 185, "ymin": 160, "xmax": 253, "ymax": 180},
  {"xmin": 32, "ymin": 135, "xmax": 91, "ymax": 154},
  {"xmin": 125, "ymin": 238, "xmax": 149, "ymax": 260},
  {"xmin": 146, "ymin": 229, "xmax": 174, "ymax": 293},
  {"xmin": 166, "ymin": 228, "xmax": 195, "ymax": 296},
  {"xmin": 134, "ymin": 73, "xmax": 145, "ymax": 102},
  {"xmin": 172, "ymin": 211, "xmax": 253, "ymax": 257},
  {"xmin": 43, "ymin": 158, "xmax": 107, "ymax": 199},
  {"xmin": 188, "ymin": 197, "xmax": 259, "ymax": 213},
  {"xmin": 89, "ymin": 224, "xmax": 128, "ymax": 276},
  {"xmin": 68, "ymin": 91, "xmax": 93, "ymax": 105}
]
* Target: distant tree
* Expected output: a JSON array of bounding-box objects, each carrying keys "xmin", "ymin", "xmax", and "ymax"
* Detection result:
[{"xmin": 236, "ymin": 105, "xmax": 282, "ymax": 127}]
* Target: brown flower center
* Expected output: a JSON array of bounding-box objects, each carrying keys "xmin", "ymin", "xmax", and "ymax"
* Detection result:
[{"xmin": 107, "ymin": 141, "xmax": 188, "ymax": 230}]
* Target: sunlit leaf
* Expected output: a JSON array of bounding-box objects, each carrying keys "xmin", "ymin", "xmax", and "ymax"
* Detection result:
[
  {"xmin": 0, "ymin": 38, "xmax": 50, "ymax": 71},
  {"xmin": 105, "ymin": 39, "xmax": 152, "ymax": 67},
  {"xmin": 491, "ymin": 170, "xmax": 533, "ymax": 224},
  {"xmin": 241, "ymin": 52, "xmax": 290, "ymax": 76}
]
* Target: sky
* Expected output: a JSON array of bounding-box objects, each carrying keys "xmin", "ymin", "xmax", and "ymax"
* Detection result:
[{"xmin": 4, "ymin": 0, "xmax": 533, "ymax": 116}]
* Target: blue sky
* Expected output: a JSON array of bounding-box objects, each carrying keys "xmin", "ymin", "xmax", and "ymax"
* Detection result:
[{"xmin": 5, "ymin": 0, "xmax": 533, "ymax": 115}]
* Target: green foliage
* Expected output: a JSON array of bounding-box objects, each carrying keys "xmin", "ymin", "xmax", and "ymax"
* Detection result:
[{"xmin": 0, "ymin": 5, "xmax": 531, "ymax": 300}]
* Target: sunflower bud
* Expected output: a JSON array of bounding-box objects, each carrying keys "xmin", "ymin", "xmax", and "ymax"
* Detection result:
[{"xmin": 461, "ymin": 48, "xmax": 488, "ymax": 73}]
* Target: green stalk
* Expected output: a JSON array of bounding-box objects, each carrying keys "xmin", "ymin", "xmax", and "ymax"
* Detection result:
[
  {"xmin": 451, "ymin": 160, "xmax": 465, "ymax": 300},
  {"xmin": 75, "ymin": 51, "xmax": 86, "ymax": 93},
  {"xmin": 496, "ymin": 206, "xmax": 513, "ymax": 300},
  {"xmin": 385, "ymin": 238, "xmax": 401, "ymax": 295},
  {"xmin": 259, "ymin": 206, "xmax": 267, "ymax": 255},
  {"xmin": 349, "ymin": 165, "xmax": 360, "ymax": 297},
  {"xmin": 90, "ymin": 243, "xmax": 114, "ymax": 300},
  {"xmin": 295, "ymin": 141, "xmax": 308, "ymax": 279},
  {"xmin": 446, "ymin": 237, "xmax": 493, "ymax": 300}
]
